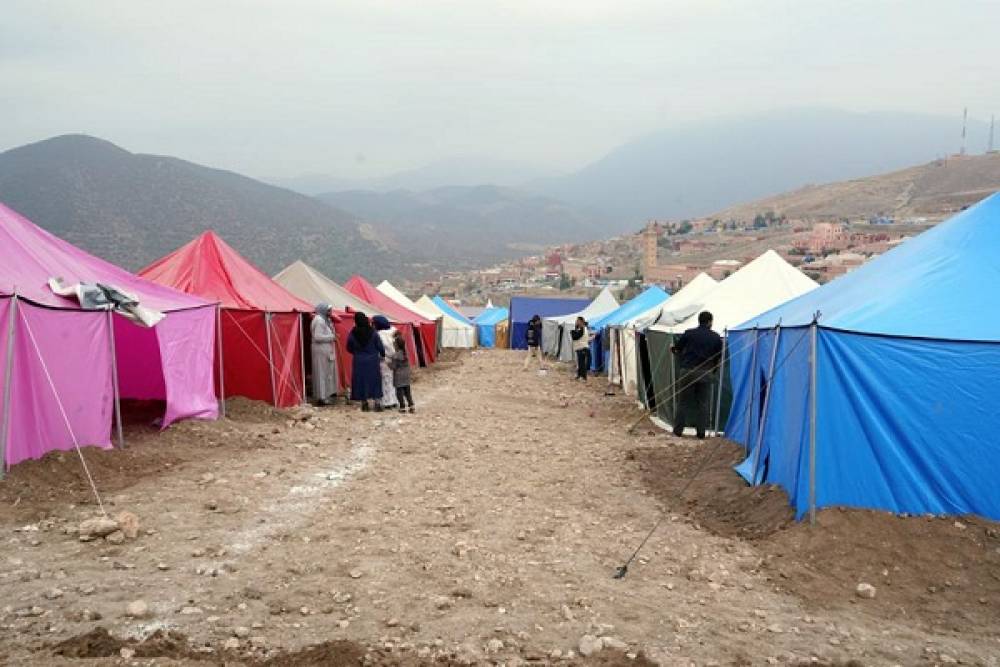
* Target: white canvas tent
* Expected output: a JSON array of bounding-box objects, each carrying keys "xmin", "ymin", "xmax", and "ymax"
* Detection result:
[
  {"xmin": 274, "ymin": 260, "xmax": 391, "ymax": 317},
  {"xmin": 652, "ymin": 250, "xmax": 818, "ymax": 335},
  {"xmin": 415, "ymin": 295, "xmax": 477, "ymax": 348},
  {"xmin": 542, "ymin": 287, "xmax": 620, "ymax": 362},
  {"xmin": 609, "ymin": 272, "xmax": 718, "ymax": 391},
  {"xmin": 377, "ymin": 280, "xmax": 445, "ymax": 349}
]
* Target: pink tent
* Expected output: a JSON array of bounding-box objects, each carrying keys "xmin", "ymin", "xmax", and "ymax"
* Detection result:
[{"xmin": 0, "ymin": 203, "xmax": 218, "ymax": 473}]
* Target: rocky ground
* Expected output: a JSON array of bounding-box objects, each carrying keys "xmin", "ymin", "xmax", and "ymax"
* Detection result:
[{"xmin": 0, "ymin": 350, "xmax": 998, "ymax": 666}]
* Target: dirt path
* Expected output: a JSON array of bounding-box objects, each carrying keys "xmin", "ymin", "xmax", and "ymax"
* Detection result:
[{"xmin": 1, "ymin": 351, "xmax": 997, "ymax": 665}]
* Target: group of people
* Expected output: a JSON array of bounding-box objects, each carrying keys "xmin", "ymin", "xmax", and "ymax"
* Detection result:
[
  {"xmin": 523, "ymin": 310, "xmax": 723, "ymax": 440},
  {"xmin": 523, "ymin": 314, "xmax": 593, "ymax": 380},
  {"xmin": 308, "ymin": 305, "xmax": 416, "ymax": 413}
]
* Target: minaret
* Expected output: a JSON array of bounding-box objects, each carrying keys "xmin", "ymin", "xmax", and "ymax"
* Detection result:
[{"xmin": 642, "ymin": 222, "xmax": 659, "ymax": 277}]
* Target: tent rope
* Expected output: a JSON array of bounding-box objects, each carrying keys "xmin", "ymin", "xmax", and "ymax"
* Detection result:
[
  {"xmin": 18, "ymin": 309, "xmax": 108, "ymax": 516},
  {"xmin": 223, "ymin": 310, "xmax": 303, "ymax": 405}
]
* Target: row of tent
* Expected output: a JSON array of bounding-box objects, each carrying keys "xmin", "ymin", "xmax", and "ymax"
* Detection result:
[
  {"xmin": 0, "ymin": 201, "xmax": 503, "ymax": 474},
  {"xmin": 520, "ymin": 192, "xmax": 1000, "ymax": 521}
]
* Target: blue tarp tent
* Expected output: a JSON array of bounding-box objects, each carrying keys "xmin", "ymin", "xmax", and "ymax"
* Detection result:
[
  {"xmin": 587, "ymin": 286, "xmax": 670, "ymax": 370},
  {"xmin": 508, "ymin": 296, "xmax": 590, "ymax": 349},
  {"xmin": 727, "ymin": 192, "xmax": 1000, "ymax": 521},
  {"xmin": 474, "ymin": 307, "xmax": 509, "ymax": 348},
  {"xmin": 432, "ymin": 296, "xmax": 474, "ymax": 325}
]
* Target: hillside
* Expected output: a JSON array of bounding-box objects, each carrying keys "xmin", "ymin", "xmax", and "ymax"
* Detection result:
[
  {"xmin": 711, "ymin": 153, "xmax": 1000, "ymax": 223},
  {"xmin": 317, "ymin": 185, "xmax": 607, "ymax": 268},
  {"xmin": 532, "ymin": 109, "xmax": 990, "ymax": 225},
  {"xmin": 0, "ymin": 135, "xmax": 399, "ymax": 281}
]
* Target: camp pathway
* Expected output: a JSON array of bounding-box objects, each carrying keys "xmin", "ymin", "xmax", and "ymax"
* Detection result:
[{"xmin": 0, "ymin": 351, "xmax": 995, "ymax": 665}]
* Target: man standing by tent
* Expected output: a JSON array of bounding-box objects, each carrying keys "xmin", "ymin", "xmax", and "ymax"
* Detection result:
[
  {"xmin": 523, "ymin": 315, "xmax": 544, "ymax": 370},
  {"xmin": 670, "ymin": 311, "xmax": 722, "ymax": 439}
]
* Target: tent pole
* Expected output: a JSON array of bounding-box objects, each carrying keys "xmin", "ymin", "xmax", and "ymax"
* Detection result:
[
  {"xmin": 216, "ymin": 306, "xmax": 226, "ymax": 418},
  {"xmin": 712, "ymin": 329, "xmax": 728, "ymax": 436},
  {"xmin": 750, "ymin": 324, "xmax": 781, "ymax": 482},
  {"xmin": 1, "ymin": 295, "xmax": 20, "ymax": 480},
  {"xmin": 298, "ymin": 314, "xmax": 307, "ymax": 406},
  {"xmin": 809, "ymin": 322, "xmax": 819, "ymax": 525},
  {"xmin": 265, "ymin": 312, "xmax": 277, "ymax": 407},
  {"xmin": 106, "ymin": 311, "xmax": 124, "ymax": 449},
  {"xmin": 742, "ymin": 327, "xmax": 760, "ymax": 451}
]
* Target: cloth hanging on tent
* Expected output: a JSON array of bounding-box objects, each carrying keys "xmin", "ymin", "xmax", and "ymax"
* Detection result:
[{"xmin": 48, "ymin": 277, "xmax": 165, "ymax": 327}]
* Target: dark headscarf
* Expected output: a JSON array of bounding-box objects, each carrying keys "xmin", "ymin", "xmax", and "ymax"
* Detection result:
[
  {"xmin": 372, "ymin": 315, "xmax": 391, "ymax": 331},
  {"xmin": 352, "ymin": 311, "xmax": 373, "ymax": 346}
]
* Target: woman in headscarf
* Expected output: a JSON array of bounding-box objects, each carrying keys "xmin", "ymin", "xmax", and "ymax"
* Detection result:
[
  {"xmin": 346, "ymin": 311, "xmax": 385, "ymax": 411},
  {"xmin": 310, "ymin": 303, "xmax": 339, "ymax": 406},
  {"xmin": 371, "ymin": 315, "xmax": 399, "ymax": 410}
]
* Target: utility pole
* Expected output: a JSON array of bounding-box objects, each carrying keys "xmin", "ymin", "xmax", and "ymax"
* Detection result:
[{"xmin": 960, "ymin": 107, "xmax": 968, "ymax": 156}]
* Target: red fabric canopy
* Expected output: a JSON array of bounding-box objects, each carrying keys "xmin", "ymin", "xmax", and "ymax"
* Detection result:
[
  {"xmin": 343, "ymin": 275, "xmax": 437, "ymax": 365},
  {"xmin": 139, "ymin": 232, "xmax": 312, "ymax": 407},
  {"xmin": 140, "ymin": 231, "xmax": 314, "ymax": 313}
]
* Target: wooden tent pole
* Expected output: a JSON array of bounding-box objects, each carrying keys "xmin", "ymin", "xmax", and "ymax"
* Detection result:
[
  {"xmin": 1, "ymin": 295, "xmax": 19, "ymax": 480},
  {"xmin": 712, "ymin": 329, "xmax": 728, "ymax": 436},
  {"xmin": 216, "ymin": 306, "xmax": 226, "ymax": 418},
  {"xmin": 265, "ymin": 312, "xmax": 277, "ymax": 406},
  {"xmin": 298, "ymin": 314, "xmax": 307, "ymax": 406}
]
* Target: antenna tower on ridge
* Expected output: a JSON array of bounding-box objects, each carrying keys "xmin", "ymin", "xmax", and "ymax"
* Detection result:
[{"xmin": 960, "ymin": 107, "xmax": 968, "ymax": 156}]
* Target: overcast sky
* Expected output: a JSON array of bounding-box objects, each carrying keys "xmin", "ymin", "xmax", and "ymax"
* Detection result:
[{"xmin": 2, "ymin": 1, "xmax": 999, "ymax": 179}]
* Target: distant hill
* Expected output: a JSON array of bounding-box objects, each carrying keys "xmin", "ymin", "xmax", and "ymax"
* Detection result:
[
  {"xmin": 316, "ymin": 185, "xmax": 608, "ymax": 268},
  {"xmin": 272, "ymin": 156, "xmax": 552, "ymax": 196},
  {"xmin": 710, "ymin": 152, "xmax": 1000, "ymax": 222},
  {"xmin": 0, "ymin": 134, "xmax": 400, "ymax": 281},
  {"xmin": 532, "ymin": 108, "xmax": 990, "ymax": 225}
]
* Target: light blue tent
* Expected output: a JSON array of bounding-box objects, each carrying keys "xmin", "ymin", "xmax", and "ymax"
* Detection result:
[
  {"xmin": 727, "ymin": 192, "xmax": 1000, "ymax": 521},
  {"xmin": 587, "ymin": 286, "xmax": 670, "ymax": 370},
  {"xmin": 474, "ymin": 307, "xmax": 509, "ymax": 348},
  {"xmin": 432, "ymin": 296, "xmax": 474, "ymax": 325}
]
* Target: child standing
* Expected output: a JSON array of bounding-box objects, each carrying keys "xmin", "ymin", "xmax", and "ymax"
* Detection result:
[{"xmin": 391, "ymin": 330, "xmax": 415, "ymax": 413}]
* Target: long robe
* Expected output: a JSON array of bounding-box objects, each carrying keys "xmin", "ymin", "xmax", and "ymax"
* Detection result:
[
  {"xmin": 347, "ymin": 329, "xmax": 384, "ymax": 401},
  {"xmin": 310, "ymin": 314, "xmax": 338, "ymax": 401},
  {"xmin": 377, "ymin": 329, "xmax": 398, "ymax": 407}
]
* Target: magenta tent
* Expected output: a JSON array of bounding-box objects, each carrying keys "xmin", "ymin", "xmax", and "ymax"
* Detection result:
[{"xmin": 0, "ymin": 203, "xmax": 218, "ymax": 474}]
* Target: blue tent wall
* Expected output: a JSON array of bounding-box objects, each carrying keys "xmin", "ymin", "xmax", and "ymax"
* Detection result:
[
  {"xmin": 730, "ymin": 327, "xmax": 1000, "ymax": 520},
  {"xmin": 432, "ymin": 296, "xmax": 473, "ymax": 324},
  {"xmin": 473, "ymin": 307, "xmax": 508, "ymax": 348},
  {"xmin": 508, "ymin": 296, "xmax": 589, "ymax": 349},
  {"xmin": 587, "ymin": 286, "xmax": 670, "ymax": 370}
]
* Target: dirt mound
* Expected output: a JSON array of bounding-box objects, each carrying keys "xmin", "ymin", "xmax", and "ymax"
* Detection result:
[
  {"xmin": 631, "ymin": 439, "xmax": 795, "ymax": 540},
  {"xmin": 632, "ymin": 438, "xmax": 1000, "ymax": 637},
  {"xmin": 52, "ymin": 627, "xmax": 202, "ymax": 660},
  {"xmin": 264, "ymin": 640, "xmax": 366, "ymax": 666}
]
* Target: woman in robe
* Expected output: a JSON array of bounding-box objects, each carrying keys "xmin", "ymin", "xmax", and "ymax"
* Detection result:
[
  {"xmin": 310, "ymin": 303, "xmax": 339, "ymax": 406},
  {"xmin": 372, "ymin": 315, "xmax": 399, "ymax": 409},
  {"xmin": 346, "ymin": 311, "xmax": 385, "ymax": 411}
]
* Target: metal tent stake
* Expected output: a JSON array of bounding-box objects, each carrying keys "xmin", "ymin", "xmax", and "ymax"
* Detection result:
[
  {"xmin": 216, "ymin": 306, "xmax": 226, "ymax": 418},
  {"xmin": 106, "ymin": 311, "xmax": 124, "ymax": 449},
  {"xmin": 809, "ymin": 322, "xmax": 819, "ymax": 525},
  {"xmin": 712, "ymin": 329, "xmax": 728, "ymax": 436},
  {"xmin": 1, "ymin": 295, "xmax": 20, "ymax": 480},
  {"xmin": 265, "ymin": 312, "xmax": 277, "ymax": 407},
  {"xmin": 750, "ymin": 324, "xmax": 781, "ymax": 482}
]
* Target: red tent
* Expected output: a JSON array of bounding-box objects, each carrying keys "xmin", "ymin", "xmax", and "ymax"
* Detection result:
[
  {"xmin": 344, "ymin": 276, "xmax": 437, "ymax": 366},
  {"xmin": 139, "ymin": 232, "xmax": 314, "ymax": 408}
]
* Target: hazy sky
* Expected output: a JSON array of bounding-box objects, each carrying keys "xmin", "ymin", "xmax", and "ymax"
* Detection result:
[{"xmin": 3, "ymin": 0, "xmax": 999, "ymax": 179}]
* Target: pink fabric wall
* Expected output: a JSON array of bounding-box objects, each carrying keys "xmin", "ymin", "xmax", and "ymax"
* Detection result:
[
  {"xmin": 5, "ymin": 301, "xmax": 113, "ymax": 468},
  {"xmin": 156, "ymin": 307, "xmax": 219, "ymax": 425}
]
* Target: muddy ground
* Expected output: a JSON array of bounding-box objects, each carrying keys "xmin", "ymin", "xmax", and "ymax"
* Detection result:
[{"xmin": 0, "ymin": 350, "xmax": 998, "ymax": 666}]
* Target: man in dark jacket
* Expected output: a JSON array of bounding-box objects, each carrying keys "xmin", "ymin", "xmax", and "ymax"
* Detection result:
[
  {"xmin": 670, "ymin": 311, "xmax": 723, "ymax": 439},
  {"xmin": 523, "ymin": 315, "xmax": 544, "ymax": 370}
]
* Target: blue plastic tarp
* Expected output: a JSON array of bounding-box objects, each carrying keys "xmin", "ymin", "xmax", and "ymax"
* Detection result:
[
  {"xmin": 588, "ymin": 287, "xmax": 670, "ymax": 370},
  {"xmin": 508, "ymin": 296, "xmax": 590, "ymax": 349},
  {"xmin": 726, "ymin": 192, "xmax": 1000, "ymax": 521},
  {"xmin": 473, "ymin": 306, "xmax": 508, "ymax": 348},
  {"xmin": 432, "ymin": 296, "xmax": 473, "ymax": 325}
]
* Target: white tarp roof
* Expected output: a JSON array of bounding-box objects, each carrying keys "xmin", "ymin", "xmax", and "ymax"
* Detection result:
[
  {"xmin": 377, "ymin": 280, "xmax": 435, "ymax": 318},
  {"xmin": 415, "ymin": 295, "xmax": 476, "ymax": 348},
  {"xmin": 625, "ymin": 272, "xmax": 718, "ymax": 330},
  {"xmin": 274, "ymin": 260, "xmax": 391, "ymax": 318},
  {"xmin": 545, "ymin": 287, "xmax": 620, "ymax": 325},
  {"xmin": 650, "ymin": 250, "xmax": 818, "ymax": 334}
]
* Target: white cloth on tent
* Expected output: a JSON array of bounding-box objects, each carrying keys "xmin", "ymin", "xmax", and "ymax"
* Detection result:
[{"xmin": 47, "ymin": 277, "xmax": 165, "ymax": 327}]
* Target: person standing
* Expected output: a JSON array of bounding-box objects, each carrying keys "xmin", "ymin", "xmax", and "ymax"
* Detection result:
[
  {"xmin": 390, "ymin": 329, "xmax": 415, "ymax": 413},
  {"xmin": 346, "ymin": 311, "xmax": 385, "ymax": 412},
  {"xmin": 523, "ymin": 314, "xmax": 544, "ymax": 370},
  {"xmin": 310, "ymin": 303, "xmax": 339, "ymax": 406},
  {"xmin": 372, "ymin": 315, "xmax": 399, "ymax": 410},
  {"xmin": 670, "ymin": 311, "xmax": 723, "ymax": 439},
  {"xmin": 570, "ymin": 316, "xmax": 591, "ymax": 380}
]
